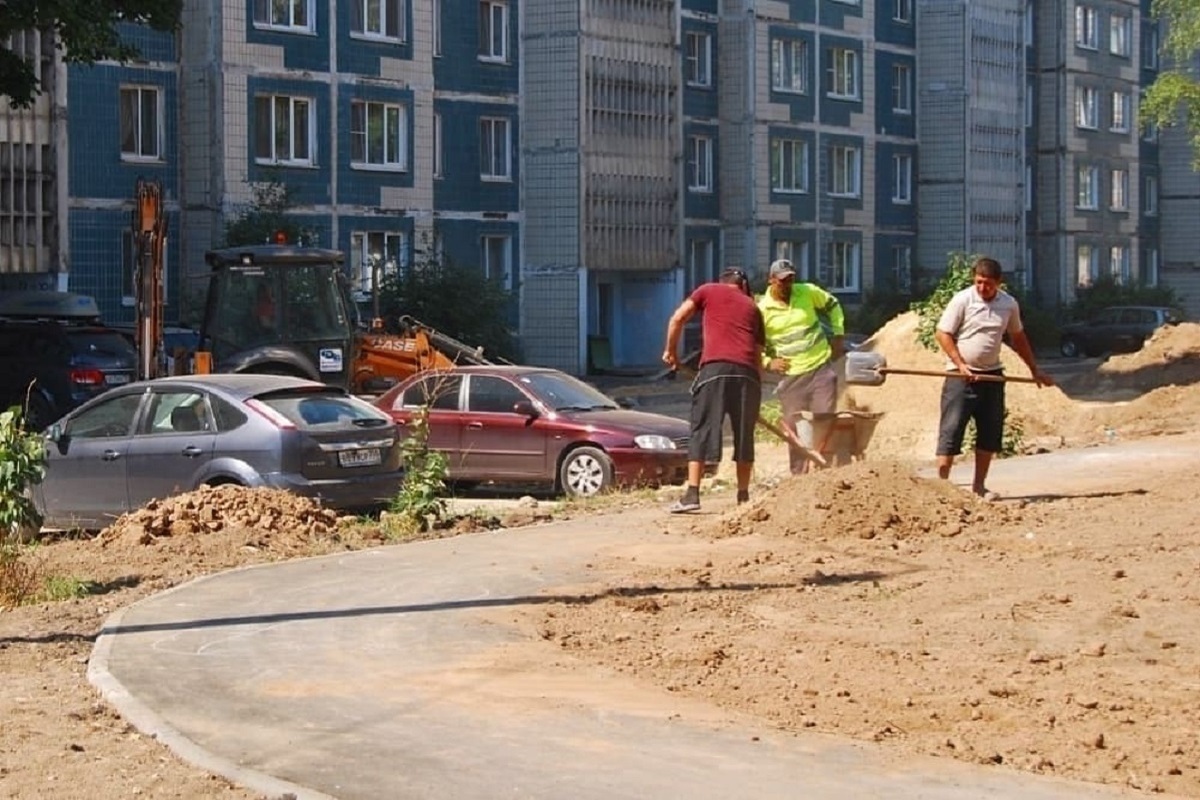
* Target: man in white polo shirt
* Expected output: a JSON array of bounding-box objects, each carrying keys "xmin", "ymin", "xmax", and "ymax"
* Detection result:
[{"xmin": 935, "ymin": 256, "xmax": 1053, "ymax": 499}]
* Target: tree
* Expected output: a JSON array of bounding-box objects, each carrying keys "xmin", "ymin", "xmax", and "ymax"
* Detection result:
[
  {"xmin": 223, "ymin": 180, "xmax": 313, "ymax": 247},
  {"xmin": 1143, "ymin": 0, "xmax": 1200, "ymax": 164},
  {"xmin": 1, "ymin": 0, "xmax": 182, "ymax": 109}
]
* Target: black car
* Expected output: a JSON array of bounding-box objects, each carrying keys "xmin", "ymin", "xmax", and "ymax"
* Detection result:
[
  {"xmin": 1058, "ymin": 305, "xmax": 1185, "ymax": 358},
  {"xmin": 0, "ymin": 293, "xmax": 138, "ymax": 431}
]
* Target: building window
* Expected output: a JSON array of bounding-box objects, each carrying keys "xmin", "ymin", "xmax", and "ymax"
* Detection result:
[
  {"xmin": 433, "ymin": 112, "xmax": 443, "ymax": 178},
  {"xmin": 1025, "ymin": 78, "xmax": 1035, "ymax": 127},
  {"xmin": 892, "ymin": 153, "xmax": 912, "ymax": 203},
  {"xmin": 433, "ymin": 0, "xmax": 441, "ymax": 55},
  {"xmin": 1143, "ymin": 117, "xmax": 1159, "ymax": 142},
  {"xmin": 770, "ymin": 138, "xmax": 808, "ymax": 193},
  {"xmin": 829, "ymin": 145, "xmax": 861, "ymax": 197},
  {"xmin": 893, "ymin": 0, "xmax": 912, "ymax": 23},
  {"xmin": 1075, "ymin": 5, "xmax": 1098, "ymax": 49},
  {"xmin": 771, "ymin": 39, "xmax": 807, "ymax": 94},
  {"xmin": 350, "ymin": 0, "xmax": 404, "ymax": 39},
  {"xmin": 478, "ymin": 0, "xmax": 508, "ymax": 62},
  {"xmin": 479, "ymin": 117, "xmax": 511, "ymax": 180},
  {"xmin": 1025, "ymin": 163, "xmax": 1033, "ymax": 210},
  {"xmin": 891, "ymin": 63, "xmax": 912, "ymax": 113},
  {"xmin": 350, "ymin": 100, "xmax": 408, "ymax": 169},
  {"xmin": 1024, "ymin": 0, "xmax": 1034, "ymax": 46},
  {"xmin": 892, "ymin": 245, "xmax": 912, "ymax": 291},
  {"xmin": 685, "ymin": 32, "xmax": 712, "ymax": 87},
  {"xmin": 481, "ymin": 235, "xmax": 512, "ymax": 287},
  {"xmin": 1110, "ymin": 245, "xmax": 1130, "ymax": 281},
  {"xmin": 1076, "ymin": 165, "xmax": 1099, "ymax": 209},
  {"xmin": 775, "ymin": 240, "xmax": 810, "ymax": 278},
  {"xmin": 119, "ymin": 86, "xmax": 162, "ymax": 161},
  {"xmin": 824, "ymin": 241, "xmax": 860, "ymax": 292},
  {"xmin": 1076, "ymin": 86, "xmax": 1098, "ymax": 129},
  {"xmin": 1145, "ymin": 247, "xmax": 1159, "ymax": 285},
  {"xmin": 1110, "ymin": 91, "xmax": 1130, "ymax": 133},
  {"xmin": 254, "ymin": 95, "xmax": 313, "ymax": 165},
  {"xmin": 827, "ymin": 48, "xmax": 859, "ymax": 100},
  {"xmin": 1144, "ymin": 23, "xmax": 1160, "ymax": 69},
  {"xmin": 688, "ymin": 238, "xmax": 716, "ymax": 290},
  {"xmin": 252, "ymin": 0, "xmax": 313, "ymax": 31},
  {"xmin": 1110, "ymin": 13, "xmax": 1131, "ymax": 56},
  {"xmin": 1110, "ymin": 168, "xmax": 1129, "ymax": 210},
  {"xmin": 687, "ymin": 135, "xmax": 713, "ymax": 192},
  {"xmin": 1076, "ymin": 244, "xmax": 1099, "ymax": 285},
  {"xmin": 1145, "ymin": 175, "xmax": 1158, "ymax": 215},
  {"xmin": 349, "ymin": 232, "xmax": 405, "ymax": 297}
]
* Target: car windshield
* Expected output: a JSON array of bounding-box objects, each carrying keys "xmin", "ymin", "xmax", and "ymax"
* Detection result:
[
  {"xmin": 518, "ymin": 371, "xmax": 618, "ymax": 411},
  {"xmin": 207, "ymin": 264, "xmax": 350, "ymax": 356},
  {"xmin": 257, "ymin": 390, "xmax": 392, "ymax": 430}
]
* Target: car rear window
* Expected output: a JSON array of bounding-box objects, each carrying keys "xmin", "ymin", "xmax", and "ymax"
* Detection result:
[
  {"xmin": 257, "ymin": 391, "xmax": 392, "ymax": 430},
  {"xmin": 67, "ymin": 330, "xmax": 137, "ymax": 358}
]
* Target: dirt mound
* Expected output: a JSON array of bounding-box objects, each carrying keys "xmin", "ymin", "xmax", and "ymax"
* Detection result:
[
  {"xmin": 714, "ymin": 460, "xmax": 1031, "ymax": 541},
  {"xmin": 1067, "ymin": 322, "xmax": 1200, "ymax": 396},
  {"xmin": 844, "ymin": 312, "xmax": 1080, "ymax": 459},
  {"xmin": 99, "ymin": 484, "xmax": 348, "ymax": 556}
]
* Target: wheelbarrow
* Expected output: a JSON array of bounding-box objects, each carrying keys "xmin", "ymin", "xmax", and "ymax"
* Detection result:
[
  {"xmin": 792, "ymin": 410, "xmax": 884, "ymax": 467},
  {"xmin": 844, "ymin": 351, "xmax": 1039, "ymax": 386}
]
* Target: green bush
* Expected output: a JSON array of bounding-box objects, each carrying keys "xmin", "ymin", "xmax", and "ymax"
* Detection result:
[
  {"xmin": 1066, "ymin": 275, "xmax": 1184, "ymax": 322},
  {"xmin": 0, "ymin": 407, "xmax": 48, "ymax": 605},
  {"xmin": 910, "ymin": 252, "xmax": 978, "ymax": 352},
  {"xmin": 388, "ymin": 406, "xmax": 449, "ymax": 535}
]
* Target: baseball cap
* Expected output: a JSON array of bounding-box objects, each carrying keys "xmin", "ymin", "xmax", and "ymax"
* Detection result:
[{"xmin": 769, "ymin": 259, "xmax": 796, "ymax": 280}]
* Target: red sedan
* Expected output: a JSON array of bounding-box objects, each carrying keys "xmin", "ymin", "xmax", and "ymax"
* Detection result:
[{"xmin": 373, "ymin": 366, "xmax": 691, "ymax": 497}]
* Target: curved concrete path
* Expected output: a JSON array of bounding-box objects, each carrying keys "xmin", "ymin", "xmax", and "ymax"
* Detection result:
[{"xmin": 90, "ymin": 435, "xmax": 1200, "ymax": 800}]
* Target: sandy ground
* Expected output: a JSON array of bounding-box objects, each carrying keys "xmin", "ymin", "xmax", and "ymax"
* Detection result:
[{"xmin": 2, "ymin": 314, "xmax": 1200, "ymax": 798}]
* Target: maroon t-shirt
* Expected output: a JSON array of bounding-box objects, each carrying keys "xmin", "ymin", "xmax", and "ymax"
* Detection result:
[{"xmin": 690, "ymin": 282, "xmax": 765, "ymax": 370}]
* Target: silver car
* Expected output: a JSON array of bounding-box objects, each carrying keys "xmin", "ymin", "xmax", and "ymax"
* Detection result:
[{"xmin": 34, "ymin": 374, "xmax": 403, "ymax": 530}]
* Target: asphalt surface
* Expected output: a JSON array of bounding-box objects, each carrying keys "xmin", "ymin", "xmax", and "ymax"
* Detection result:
[{"xmin": 87, "ymin": 434, "xmax": 1200, "ymax": 800}]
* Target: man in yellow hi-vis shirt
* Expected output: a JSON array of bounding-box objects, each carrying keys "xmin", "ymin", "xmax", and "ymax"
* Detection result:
[{"xmin": 758, "ymin": 259, "xmax": 845, "ymax": 474}]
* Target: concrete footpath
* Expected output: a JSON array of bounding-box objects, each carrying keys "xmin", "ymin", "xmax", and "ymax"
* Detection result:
[{"xmin": 89, "ymin": 435, "xmax": 1200, "ymax": 800}]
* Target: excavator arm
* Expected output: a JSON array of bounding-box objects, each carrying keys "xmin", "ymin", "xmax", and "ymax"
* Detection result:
[
  {"xmin": 351, "ymin": 315, "xmax": 493, "ymax": 394},
  {"xmin": 132, "ymin": 179, "xmax": 167, "ymax": 380}
]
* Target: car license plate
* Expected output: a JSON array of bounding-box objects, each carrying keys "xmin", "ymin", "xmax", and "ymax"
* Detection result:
[
  {"xmin": 106, "ymin": 374, "xmax": 131, "ymax": 385},
  {"xmin": 339, "ymin": 448, "xmax": 381, "ymax": 468}
]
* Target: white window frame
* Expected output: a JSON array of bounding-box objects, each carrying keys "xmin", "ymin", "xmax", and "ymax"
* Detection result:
[
  {"xmin": 685, "ymin": 32, "xmax": 712, "ymax": 88},
  {"xmin": 893, "ymin": 0, "xmax": 912, "ymax": 24},
  {"xmin": 687, "ymin": 238, "xmax": 716, "ymax": 289},
  {"xmin": 830, "ymin": 0, "xmax": 859, "ymax": 5},
  {"xmin": 1144, "ymin": 24, "xmax": 1160, "ymax": 69},
  {"xmin": 827, "ymin": 48, "xmax": 859, "ymax": 100},
  {"xmin": 433, "ymin": 0, "xmax": 442, "ymax": 56},
  {"xmin": 254, "ymin": 94, "xmax": 314, "ymax": 166},
  {"xmin": 830, "ymin": 145, "xmax": 861, "ymax": 198},
  {"xmin": 1024, "ymin": 0, "xmax": 1034, "ymax": 46},
  {"xmin": 892, "ymin": 245, "xmax": 912, "ymax": 291},
  {"xmin": 1076, "ymin": 165, "xmax": 1100, "ymax": 209},
  {"xmin": 1076, "ymin": 244, "xmax": 1099, "ymax": 286},
  {"xmin": 1145, "ymin": 175, "xmax": 1158, "ymax": 215},
  {"xmin": 1025, "ymin": 78, "xmax": 1035, "ymax": 127},
  {"xmin": 1143, "ymin": 117, "xmax": 1159, "ymax": 142},
  {"xmin": 1110, "ymin": 245, "xmax": 1130, "ymax": 281},
  {"xmin": 350, "ymin": 0, "xmax": 406, "ymax": 42},
  {"xmin": 1110, "ymin": 168, "xmax": 1129, "ymax": 210},
  {"xmin": 350, "ymin": 100, "xmax": 409, "ymax": 171},
  {"xmin": 350, "ymin": 231, "xmax": 406, "ymax": 297},
  {"xmin": 252, "ymin": 0, "xmax": 314, "ymax": 32},
  {"xmin": 481, "ymin": 235, "xmax": 512, "ymax": 288},
  {"xmin": 892, "ymin": 153, "xmax": 912, "ymax": 204},
  {"xmin": 479, "ymin": 116, "xmax": 512, "ymax": 181},
  {"xmin": 687, "ymin": 135, "xmax": 713, "ymax": 193},
  {"xmin": 478, "ymin": 0, "xmax": 508, "ymax": 63},
  {"xmin": 1075, "ymin": 5, "xmax": 1098, "ymax": 49},
  {"xmin": 774, "ymin": 240, "xmax": 810, "ymax": 279},
  {"xmin": 1110, "ymin": 91, "xmax": 1130, "ymax": 133},
  {"xmin": 119, "ymin": 85, "xmax": 163, "ymax": 162},
  {"xmin": 1145, "ymin": 247, "xmax": 1159, "ymax": 285},
  {"xmin": 770, "ymin": 138, "xmax": 808, "ymax": 194},
  {"xmin": 1076, "ymin": 86, "xmax": 1098, "ymax": 129},
  {"xmin": 892, "ymin": 63, "xmax": 912, "ymax": 114},
  {"xmin": 433, "ymin": 112, "xmax": 443, "ymax": 178},
  {"xmin": 825, "ymin": 241, "xmax": 860, "ymax": 293},
  {"xmin": 1025, "ymin": 163, "xmax": 1033, "ymax": 210},
  {"xmin": 1110, "ymin": 13, "xmax": 1131, "ymax": 56},
  {"xmin": 121, "ymin": 230, "xmax": 169, "ymax": 307},
  {"xmin": 771, "ymin": 39, "xmax": 808, "ymax": 95}
]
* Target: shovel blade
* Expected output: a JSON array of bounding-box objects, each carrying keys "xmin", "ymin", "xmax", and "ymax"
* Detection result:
[{"xmin": 844, "ymin": 350, "xmax": 888, "ymax": 386}]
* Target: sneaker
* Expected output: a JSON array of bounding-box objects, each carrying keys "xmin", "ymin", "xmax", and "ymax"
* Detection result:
[{"xmin": 669, "ymin": 498, "xmax": 701, "ymax": 513}]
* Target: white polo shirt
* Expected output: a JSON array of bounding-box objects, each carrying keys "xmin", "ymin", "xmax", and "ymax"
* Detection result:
[{"xmin": 936, "ymin": 286, "xmax": 1023, "ymax": 371}]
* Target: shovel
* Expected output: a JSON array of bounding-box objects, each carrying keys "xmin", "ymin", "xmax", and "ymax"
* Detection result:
[{"xmin": 845, "ymin": 351, "xmax": 1038, "ymax": 387}]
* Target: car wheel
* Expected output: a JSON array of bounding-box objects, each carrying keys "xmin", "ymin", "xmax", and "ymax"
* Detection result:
[
  {"xmin": 558, "ymin": 446, "xmax": 613, "ymax": 498},
  {"xmin": 1060, "ymin": 338, "xmax": 1084, "ymax": 358}
]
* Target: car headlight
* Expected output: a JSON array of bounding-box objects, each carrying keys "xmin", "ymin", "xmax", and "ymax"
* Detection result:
[{"xmin": 634, "ymin": 434, "xmax": 676, "ymax": 450}]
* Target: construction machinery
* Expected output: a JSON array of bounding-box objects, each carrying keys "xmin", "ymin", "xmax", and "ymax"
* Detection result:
[{"xmin": 132, "ymin": 179, "xmax": 168, "ymax": 380}]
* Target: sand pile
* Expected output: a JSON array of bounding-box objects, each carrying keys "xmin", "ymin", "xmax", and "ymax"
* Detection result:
[
  {"xmin": 1067, "ymin": 321, "xmax": 1200, "ymax": 397},
  {"xmin": 843, "ymin": 312, "xmax": 1080, "ymax": 460},
  {"xmin": 715, "ymin": 460, "xmax": 1032, "ymax": 541}
]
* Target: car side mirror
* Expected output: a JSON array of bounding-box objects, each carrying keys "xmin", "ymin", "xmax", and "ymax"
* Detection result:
[
  {"xmin": 513, "ymin": 400, "xmax": 538, "ymax": 418},
  {"xmin": 46, "ymin": 423, "xmax": 62, "ymax": 443}
]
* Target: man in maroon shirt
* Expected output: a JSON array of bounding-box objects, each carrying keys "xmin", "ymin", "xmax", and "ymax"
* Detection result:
[{"xmin": 662, "ymin": 267, "xmax": 766, "ymax": 512}]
